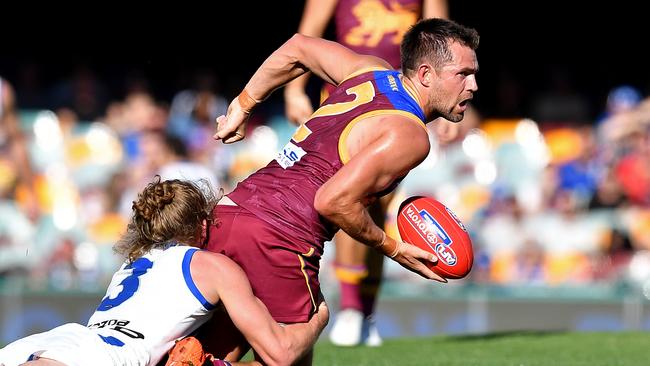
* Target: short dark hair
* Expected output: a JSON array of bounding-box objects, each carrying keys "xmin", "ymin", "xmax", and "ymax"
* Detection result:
[{"xmin": 401, "ymin": 18, "xmax": 480, "ymax": 75}]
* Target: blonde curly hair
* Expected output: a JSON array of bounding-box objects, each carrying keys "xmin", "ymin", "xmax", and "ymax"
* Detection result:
[{"xmin": 115, "ymin": 176, "xmax": 221, "ymax": 262}]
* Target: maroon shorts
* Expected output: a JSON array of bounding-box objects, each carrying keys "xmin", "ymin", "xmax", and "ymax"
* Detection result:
[{"xmin": 206, "ymin": 203, "xmax": 321, "ymax": 323}]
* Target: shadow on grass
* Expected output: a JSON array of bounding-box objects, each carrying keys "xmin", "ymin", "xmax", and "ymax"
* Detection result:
[{"xmin": 447, "ymin": 329, "xmax": 567, "ymax": 341}]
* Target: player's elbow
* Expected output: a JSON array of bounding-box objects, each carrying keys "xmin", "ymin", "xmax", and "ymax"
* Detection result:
[
  {"xmin": 314, "ymin": 188, "xmax": 338, "ymax": 219},
  {"xmin": 282, "ymin": 33, "xmax": 309, "ymax": 64}
]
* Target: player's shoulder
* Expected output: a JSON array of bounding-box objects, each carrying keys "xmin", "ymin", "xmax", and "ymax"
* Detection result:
[
  {"xmin": 152, "ymin": 243, "xmax": 195, "ymax": 258},
  {"xmin": 189, "ymin": 250, "xmax": 248, "ymax": 301},
  {"xmin": 139, "ymin": 245, "xmax": 201, "ymax": 270},
  {"xmin": 340, "ymin": 58, "xmax": 393, "ymax": 84},
  {"xmin": 356, "ymin": 55, "xmax": 392, "ymax": 72},
  {"xmin": 189, "ymin": 250, "xmax": 240, "ymax": 275}
]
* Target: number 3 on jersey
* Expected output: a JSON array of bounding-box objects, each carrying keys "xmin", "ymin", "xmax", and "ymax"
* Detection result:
[
  {"xmin": 277, "ymin": 81, "xmax": 376, "ymax": 169},
  {"xmin": 96, "ymin": 258, "xmax": 153, "ymax": 311}
]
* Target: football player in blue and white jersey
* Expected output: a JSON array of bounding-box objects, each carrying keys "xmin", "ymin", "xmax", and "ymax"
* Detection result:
[{"xmin": 0, "ymin": 177, "xmax": 327, "ymax": 366}]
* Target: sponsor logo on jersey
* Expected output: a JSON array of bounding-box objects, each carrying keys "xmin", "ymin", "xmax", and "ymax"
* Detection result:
[
  {"xmin": 276, "ymin": 141, "xmax": 307, "ymax": 169},
  {"xmin": 435, "ymin": 242, "xmax": 457, "ymax": 266},
  {"xmin": 403, "ymin": 204, "xmax": 453, "ymax": 249},
  {"xmin": 387, "ymin": 74, "xmax": 399, "ymax": 91},
  {"xmin": 445, "ymin": 206, "xmax": 467, "ymax": 232}
]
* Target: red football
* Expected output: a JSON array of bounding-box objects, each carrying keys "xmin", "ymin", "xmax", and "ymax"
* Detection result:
[{"xmin": 397, "ymin": 196, "xmax": 473, "ymax": 279}]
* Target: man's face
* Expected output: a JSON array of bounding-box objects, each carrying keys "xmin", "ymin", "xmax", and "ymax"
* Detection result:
[{"xmin": 430, "ymin": 42, "xmax": 478, "ymax": 123}]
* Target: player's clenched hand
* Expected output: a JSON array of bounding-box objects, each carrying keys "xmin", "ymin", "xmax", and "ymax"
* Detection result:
[
  {"xmin": 214, "ymin": 114, "xmax": 247, "ymax": 144},
  {"xmin": 284, "ymin": 88, "xmax": 313, "ymax": 125},
  {"xmin": 214, "ymin": 90, "xmax": 258, "ymax": 144},
  {"xmin": 214, "ymin": 104, "xmax": 248, "ymax": 144},
  {"xmin": 391, "ymin": 241, "xmax": 447, "ymax": 283}
]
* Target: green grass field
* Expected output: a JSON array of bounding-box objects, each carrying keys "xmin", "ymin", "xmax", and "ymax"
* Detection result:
[
  {"xmin": 3, "ymin": 331, "xmax": 646, "ymax": 365},
  {"xmin": 311, "ymin": 332, "xmax": 649, "ymax": 366}
]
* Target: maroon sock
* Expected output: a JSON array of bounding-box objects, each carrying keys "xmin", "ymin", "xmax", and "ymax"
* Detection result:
[
  {"xmin": 360, "ymin": 277, "xmax": 381, "ymax": 317},
  {"xmin": 334, "ymin": 262, "xmax": 367, "ymax": 312},
  {"xmin": 339, "ymin": 281, "xmax": 363, "ymax": 312}
]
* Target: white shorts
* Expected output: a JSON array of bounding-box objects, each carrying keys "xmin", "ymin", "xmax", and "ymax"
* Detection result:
[{"xmin": 0, "ymin": 323, "xmax": 140, "ymax": 366}]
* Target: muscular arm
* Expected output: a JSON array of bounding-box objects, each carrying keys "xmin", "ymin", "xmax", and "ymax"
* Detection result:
[
  {"xmin": 245, "ymin": 33, "xmax": 388, "ymax": 103},
  {"xmin": 192, "ymin": 252, "xmax": 328, "ymax": 366},
  {"xmin": 314, "ymin": 118, "xmax": 445, "ymax": 282},
  {"xmin": 215, "ymin": 33, "xmax": 390, "ymax": 142}
]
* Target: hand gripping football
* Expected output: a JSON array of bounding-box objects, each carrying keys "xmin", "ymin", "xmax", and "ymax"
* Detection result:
[{"xmin": 397, "ymin": 196, "xmax": 473, "ymax": 279}]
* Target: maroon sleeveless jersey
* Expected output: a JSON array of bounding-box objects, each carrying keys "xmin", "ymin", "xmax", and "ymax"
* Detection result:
[
  {"xmin": 320, "ymin": 0, "xmax": 421, "ymax": 100},
  {"xmin": 334, "ymin": 0, "xmax": 421, "ymax": 69},
  {"xmin": 228, "ymin": 69, "xmax": 426, "ymax": 256}
]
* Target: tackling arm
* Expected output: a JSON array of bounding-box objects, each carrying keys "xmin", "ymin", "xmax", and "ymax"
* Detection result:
[{"xmin": 192, "ymin": 252, "xmax": 328, "ymax": 366}]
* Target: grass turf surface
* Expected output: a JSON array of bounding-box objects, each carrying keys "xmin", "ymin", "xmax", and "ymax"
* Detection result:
[
  {"xmin": 3, "ymin": 331, "xmax": 645, "ymax": 365},
  {"xmin": 311, "ymin": 331, "xmax": 648, "ymax": 366}
]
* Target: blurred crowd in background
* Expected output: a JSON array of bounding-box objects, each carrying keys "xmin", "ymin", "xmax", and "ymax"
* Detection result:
[{"xmin": 1, "ymin": 64, "xmax": 650, "ymax": 296}]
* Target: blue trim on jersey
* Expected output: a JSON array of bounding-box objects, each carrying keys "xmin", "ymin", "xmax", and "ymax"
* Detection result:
[
  {"xmin": 99, "ymin": 335, "xmax": 125, "ymax": 347},
  {"xmin": 373, "ymin": 70, "xmax": 426, "ymax": 122},
  {"xmin": 182, "ymin": 248, "xmax": 217, "ymax": 310}
]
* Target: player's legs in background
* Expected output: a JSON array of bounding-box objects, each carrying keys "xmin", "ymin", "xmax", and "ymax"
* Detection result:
[
  {"xmin": 329, "ymin": 230, "xmax": 369, "ymax": 346},
  {"xmin": 329, "ymin": 192, "xmax": 393, "ymax": 347}
]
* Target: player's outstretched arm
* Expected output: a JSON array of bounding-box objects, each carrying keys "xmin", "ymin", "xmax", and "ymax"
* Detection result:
[
  {"xmin": 215, "ymin": 33, "xmax": 390, "ymax": 143},
  {"xmin": 314, "ymin": 117, "xmax": 446, "ymax": 282},
  {"xmin": 192, "ymin": 251, "xmax": 328, "ymax": 366}
]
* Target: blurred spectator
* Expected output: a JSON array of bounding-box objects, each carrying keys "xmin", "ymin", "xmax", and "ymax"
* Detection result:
[
  {"xmin": 48, "ymin": 65, "xmax": 109, "ymax": 122},
  {"xmin": 14, "ymin": 62, "xmax": 47, "ymax": 109},
  {"xmin": 533, "ymin": 189, "xmax": 609, "ymax": 284},
  {"xmin": 556, "ymin": 125, "xmax": 601, "ymax": 205},
  {"xmin": 31, "ymin": 237, "xmax": 78, "ymax": 290},
  {"xmin": 0, "ymin": 76, "xmax": 40, "ymax": 221},
  {"xmin": 478, "ymin": 191, "xmax": 543, "ymax": 284},
  {"xmin": 114, "ymin": 91, "xmax": 168, "ymax": 162},
  {"xmin": 140, "ymin": 130, "xmax": 219, "ymax": 187},
  {"xmin": 167, "ymin": 71, "xmax": 230, "ymax": 187},
  {"xmin": 614, "ymin": 127, "xmax": 650, "ymax": 206},
  {"xmin": 168, "ymin": 70, "xmax": 227, "ymax": 144},
  {"xmin": 493, "ymin": 68, "xmax": 525, "ymax": 118},
  {"xmin": 530, "ymin": 66, "xmax": 591, "ymax": 124},
  {"xmin": 588, "ymin": 166, "xmax": 626, "ymax": 209},
  {"xmin": 0, "ymin": 200, "xmax": 36, "ymax": 275},
  {"xmin": 597, "ymin": 85, "xmax": 642, "ymax": 124}
]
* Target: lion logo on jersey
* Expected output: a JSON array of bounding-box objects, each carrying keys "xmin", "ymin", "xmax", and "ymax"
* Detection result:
[{"xmin": 346, "ymin": 0, "xmax": 419, "ymax": 47}]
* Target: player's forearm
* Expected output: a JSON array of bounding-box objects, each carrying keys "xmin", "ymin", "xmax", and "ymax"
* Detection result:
[
  {"xmin": 243, "ymin": 34, "xmax": 310, "ymax": 103},
  {"xmin": 253, "ymin": 304, "xmax": 327, "ymax": 366},
  {"xmin": 278, "ymin": 308, "xmax": 328, "ymax": 362},
  {"xmin": 315, "ymin": 194, "xmax": 402, "ymax": 258},
  {"xmin": 317, "ymin": 196, "xmax": 385, "ymax": 247}
]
